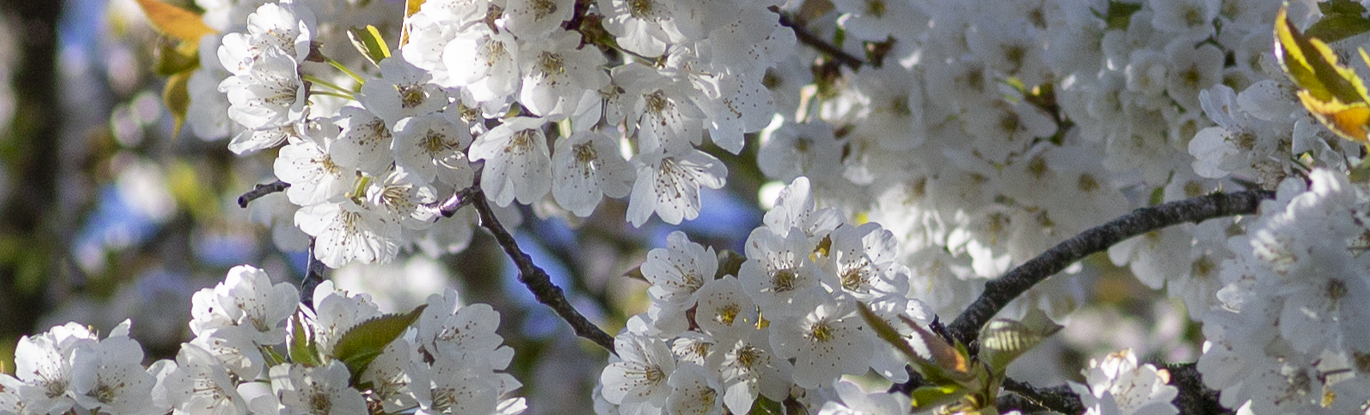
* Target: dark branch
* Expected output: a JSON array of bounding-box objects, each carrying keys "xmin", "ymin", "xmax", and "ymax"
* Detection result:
[
  {"xmin": 432, "ymin": 186, "xmax": 481, "ymax": 218},
  {"xmin": 776, "ymin": 12, "xmax": 865, "ymax": 70},
  {"xmin": 1168, "ymin": 362, "xmax": 1233, "ymax": 415},
  {"xmin": 1001, "ymin": 378, "xmax": 1085, "ymax": 415},
  {"xmin": 947, "ymin": 189, "xmax": 1274, "ymax": 346},
  {"xmin": 470, "ymin": 190, "xmax": 618, "ymax": 354},
  {"xmin": 429, "ymin": 164, "xmax": 484, "ymax": 218},
  {"xmin": 238, "ymin": 180, "xmax": 290, "ymax": 208},
  {"xmin": 300, "ymin": 238, "xmax": 327, "ymax": 309}
]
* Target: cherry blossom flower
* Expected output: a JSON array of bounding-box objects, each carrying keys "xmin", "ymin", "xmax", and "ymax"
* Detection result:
[
  {"xmin": 768, "ymin": 291, "xmax": 872, "ymax": 389},
  {"xmin": 469, "ymin": 116, "xmax": 553, "ymax": 207},
  {"xmin": 625, "ymin": 147, "xmax": 726, "ymax": 227},
  {"xmin": 551, "ymin": 130, "xmax": 635, "ymax": 216}
]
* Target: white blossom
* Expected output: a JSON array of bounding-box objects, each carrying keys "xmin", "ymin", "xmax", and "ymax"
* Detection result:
[
  {"xmin": 625, "ymin": 147, "xmax": 726, "ymax": 227},
  {"xmin": 550, "ymin": 130, "xmax": 635, "ymax": 216},
  {"xmin": 469, "ymin": 117, "xmax": 552, "ymax": 207}
]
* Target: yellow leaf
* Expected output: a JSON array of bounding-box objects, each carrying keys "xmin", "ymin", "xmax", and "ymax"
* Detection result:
[
  {"xmin": 400, "ymin": 0, "xmax": 427, "ymax": 47},
  {"xmin": 1275, "ymin": 5, "xmax": 1370, "ymax": 143},
  {"xmin": 1300, "ymin": 91, "xmax": 1370, "ymax": 142},
  {"xmin": 134, "ymin": 0, "xmax": 216, "ymax": 43},
  {"xmin": 406, "ymin": 0, "xmax": 427, "ymax": 18},
  {"xmin": 163, "ymin": 71, "xmax": 192, "ymax": 137}
]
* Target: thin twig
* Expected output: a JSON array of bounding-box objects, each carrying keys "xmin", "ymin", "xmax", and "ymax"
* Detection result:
[
  {"xmin": 300, "ymin": 238, "xmax": 327, "ymax": 309},
  {"xmin": 429, "ymin": 164, "xmax": 484, "ymax": 218},
  {"xmin": 470, "ymin": 190, "xmax": 618, "ymax": 354},
  {"xmin": 1000, "ymin": 378, "xmax": 1085, "ymax": 415},
  {"xmin": 238, "ymin": 180, "xmax": 290, "ymax": 208},
  {"xmin": 947, "ymin": 189, "xmax": 1275, "ymax": 346},
  {"xmin": 776, "ymin": 12, "xmax": 866, "ymax": 70}
]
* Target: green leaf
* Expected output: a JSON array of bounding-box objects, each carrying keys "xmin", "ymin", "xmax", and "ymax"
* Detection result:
[
  {"xmin": 1306, "ymin": 13, "xmax": 1370, "ymax": 44},
  {"xmin": 857, "ymin": 302, "xmax": 922, "ymax": 364},
  {"xmin": 910, "ymin": 384, "xmax": 967, "ymax": 410},
  {"xmin": 1319, "ymin": 0, "xmax": 1368, "ymax": 16},
  {"xmin": 747, "ymin": 396, "xmax": 785, "ymax": 415},
  {"xmin": 134, "ymin": 0, "xmax": 216, "ymax": 43},
  {"xmin": 1307, "ymin": 0, "xmax": 1370, "ymax": 44},
  {"xmin": 1094, "ymin": 0, "xmax": 1143, "ymax": 31},
  {"xmin": 622, "ymin": 266, "xmax": 646, "ymax": 282},
  {"xmin": 260, "ymin": 344, "xmax": 287, "ymax": 367},
  {"xmin": 976, "ymin": 308, "xmax": 1062, "ymax": 376},
  {"xmin": 715, "ymin": 249, "xmax": 746, "ymax": 279},
  {"xmin": 288, "ymin": 311, "xmax": 322, "ymax": 367},
  {"xmin": 162, "ymin": 71, "xmax": 192, "ymax": 137},
  {"xmin": 1351, "ymin": 157, "xmax": 1370, "ymax": 182},
  {"xmin": 347, "ymin": 25, "xmax": 391, "ymax": 67},
  {"xmin": 154, "ymin": 40, "xmax": 200, "ymax": 76},
  {"xmin": 1148, "ymin": 185, "xmax": 1165, "ymax": 206},
  {"xmin": 856, "ymin": 303, "xmax": 976, "ymax": 384},
  {"xmin": 331, "ymin": 304, "xmax": 426, "ymax": 379}
]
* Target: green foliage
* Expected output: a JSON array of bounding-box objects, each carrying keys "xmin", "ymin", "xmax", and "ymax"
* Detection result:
[
  {"xmin": 288, "ymin": 310, "xmax": 322, "ymax": 367},
  {"xmin": 347, "ymin": 25, "xmax": 392, "ymax": 67},
  {"xmin": 858, "ymin": 303, "xmax": 1060, "ymax": 413},
  {"xmin": 715, "ymin": 249, "xmax": 747, "ymax": 279},
  {"xmin": 1308, "ymin": 0, "xmax": 1370, "ymax": 42},
  {"xmin": 977, "ymin": 309, "xmax": 1062, "ymax": 376},
  {"xmin": 153, "ymin": 41, "xmax": 199, "ymax": 77},
  {"xmin": 134, "ymin": 0, "xmax": 214, "ymax": 137},
  {"xmin": 331, "ymin": 304, "xmax": 427, "ymax": 379},
  {"xmin": 1094, "ymin": 0, "xmax": 1144, "ymax": 31},
  {"xmin": 162, "ymin": 71, "xmax": 192, "ymax": 136},
  {"xmin": 748, "ymin": 397, "xmax": 785, "ymax": 415}
]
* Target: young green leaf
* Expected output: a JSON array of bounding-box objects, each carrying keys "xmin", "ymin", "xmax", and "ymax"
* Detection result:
[
  {"xmin": 622, "ymin": 265, "xmax": 647, "ymax": 282},
  {"xmin": 134, "ymin": 0, "xmax": 216, "ymax": 44},
  {"xmin": 162, "ymin": 71, "xmax": 192, "ymax": 137},
  {"xmin": 976, "ymin": 308, "xmax": 1062, "ymax": 376},
  {"xmin": 1309, "ymin": 0, "xmax": 1370, "ymax": 43},
  {"xmin": 715, "ymin": 249, "xmax": 747, "ymax": 279},
  {"xmin": 154, "ymin": 41, "xmax": 200, "ymax": 77},
  {"xmin": 331, "ymin": 304, "xmax": 426, "ymax": 379},
  {"xmin": 910, "ymin": 384, "xmax": 968, "ymax": 411},
  {"xmin": 856, "ymin": 303, "xmax": 976, "ymax": 384},
  {"xmin": 747, "ymin": 396, "xmax": 785, "ymax": 415},
  {"xmin": 347, "ymin": 25, "xmax": 392, "ymax": 67},
  {"xmin": 287, "ymin": 310, "xmax": 322, "ymax": 367}
]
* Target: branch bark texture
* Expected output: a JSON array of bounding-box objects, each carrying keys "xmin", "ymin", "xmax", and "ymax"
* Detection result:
[
  {"xmin": 238, "ymin": 180, "xmax": 290, "ymax": 208},
  {"xmin": 776, "ymin": 13, "xmax": 865, "ymax": 69},
  {"xmin": 470, "ymin": 190, "xmax": 617, "ymax": 354},
  {"xmin": 947, "ymin": 189, "xmax": 1274, "ymax": 346}
]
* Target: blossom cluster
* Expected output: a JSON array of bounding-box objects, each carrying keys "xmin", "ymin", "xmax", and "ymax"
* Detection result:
[
  {"xmin": 173, "ymin": 0, "xmax": 1370, "ymax": 413},
  {"xmin": 749, "ymin": 0, "xmax": 1370, "ymax": 413},
  {"xmin": 0, "ymin": 265, "xmax": 522, "ymax": 415},
  {"xmin": 1069, "ymin": 349, "xmax": 1178, "ymax": 415},
  {"xmin": 191, "ymin": 0, "xmax": 794, "ymax": 269},
  {"xmin": 1196, "ymin": 169, "xmax": 1370, "ymax": 414},
  {"xmin": 595, "ymin": 178, "xmax": 930, "ymax": 414}
]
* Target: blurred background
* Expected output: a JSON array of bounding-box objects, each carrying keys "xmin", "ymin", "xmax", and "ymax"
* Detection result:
[{"xmin": 0, "ymin": 1, "xmax": 1203, "ymax": 413}]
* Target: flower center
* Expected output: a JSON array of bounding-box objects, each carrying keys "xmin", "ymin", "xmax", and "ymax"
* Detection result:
[
  {"xmin": 398, "ymin": 84, "xmax": 426, "ymax": 109},
  {"xmin": 716, "ymin": 304, "xmax": 739, "ymax": 326},
  {"xmin": 809, "ymin": 321, "xmax": 834, "ymax": 342},
  {"xmin": 533, "ymin": 0, "xmax": 558, "ymax": 20},
  {"xmin": 771, "ymin": 268, "xmax": 798, "ymax": 292}
]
